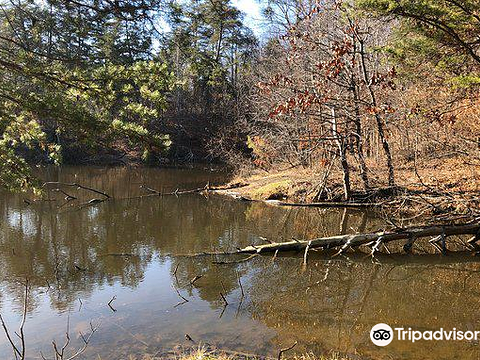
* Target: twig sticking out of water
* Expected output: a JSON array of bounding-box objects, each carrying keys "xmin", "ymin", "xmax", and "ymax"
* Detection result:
[
  {"xmin": 303, "ymin": 241, "xmax": 311, "ymax": 266},
  {"xmin": 278, "ymin": 341, "xmax": 297, "ymax": 360},
  {"xmin": 234, "ymin": 272, "xmax": 245, "ymax": 318},
  {"xmin": 218, "ymin": 281, "xmax": 229, "ymax": 318},
  {"xmin": 172, "ymin": 284, "xmax": 189, "ymax": 308},
  {"xmin": 219, "ymin": 292, "xmax": 228, "ymax": 306},
  {"xmin": 41, "ymin": 320, "xmax": 98, "ymax": 360},
  {"xmin": 369, "ymin": 236, "xmax": 384, "ymax": 258},
  {"xmin": 218, "ymin": 305, "xmax": 227, "ymax": 319},
  {"xmin": 190, "ymin": 275, "xmax": 203, "ymax": 286},
  {"xmin": 272, "ymin": 249, "xmax": 279, "ymax": 263},
  {"xmin": 52, "ymin": 315, "xmax": 71, "ymax": 359},
  {"xmin": 236, "ymin": 271, "xmax": 244, "ymax": 299},
  {"xmin": 173, "ymin": 263, "xmax": 180, "ymax": 285},
  {"xmin": 0, "ymin": 279, "xmax": 28, "ymax": 360},
  {"xmin": 107, "ymin": 296, "xmax": 117, "ymax": 312}
]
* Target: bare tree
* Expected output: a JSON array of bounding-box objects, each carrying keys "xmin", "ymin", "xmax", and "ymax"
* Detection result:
[{"xmin": 249, "ymin": 1, "xmax": 398, "ymax": 197}]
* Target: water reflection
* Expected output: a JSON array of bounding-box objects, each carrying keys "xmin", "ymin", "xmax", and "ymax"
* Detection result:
[{"xmin": 0, "ymin": 166, "xmax": 479, "ymax": 359}]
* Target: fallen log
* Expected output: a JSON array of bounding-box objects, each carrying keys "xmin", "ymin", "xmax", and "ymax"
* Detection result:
[
  {"xmin": 265, "ymin": 200, "xmax": 381, "ymax": 208},
  {"xmin": 235, "ymin": 223, "xmax": 480, "ymax": 255},
  {"xmin": 139, "ymin": 182, "xmax": 248, "ymax": 197}
]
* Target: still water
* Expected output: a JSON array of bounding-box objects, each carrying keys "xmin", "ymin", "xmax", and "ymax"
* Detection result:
[{"xmin": 1, "ymin": 166, "xmax": 480, "ymax": 359}]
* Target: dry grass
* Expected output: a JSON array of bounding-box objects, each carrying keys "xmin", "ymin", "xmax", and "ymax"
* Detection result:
[
  {"xmin": 121, "ymin": 347, "xmax": 356, "ymax": 360},
  {"xmin": 216, "ymin": 154, "xmax": 480, "ymax": 222},
  {"xmin": 225, "ymin": 155, "xmax": 480, "ymax": 201}
]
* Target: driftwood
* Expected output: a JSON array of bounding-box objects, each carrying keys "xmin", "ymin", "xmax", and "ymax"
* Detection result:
[{"xmin": 226, "ymin": 223, "xmax": 480, "ymax": 257}]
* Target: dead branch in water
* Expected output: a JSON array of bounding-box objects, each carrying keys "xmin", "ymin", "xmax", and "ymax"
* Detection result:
[
  {"xmin": 233, "ymin": 223, "xmax": 480, "ymax": 255},
  {"xmin": 41, "ymin": 320, "xmax": 98, "ymax": 360},
  {"xmin": 42, "ymin": 182, "xmax": 110, "ymax": 199},
  {"xmin": 268, "ymin": 200, "xmax": 381, "ymax": 208},
  {"xmin": 139, "ymin": 182, "xmax": 248, "ymax": 197},
  {"xmin": 201, "ymin": 223, "xmax": 480, "ymax": 260}
]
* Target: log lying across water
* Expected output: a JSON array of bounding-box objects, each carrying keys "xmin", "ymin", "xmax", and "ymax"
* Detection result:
[
  {"xmin": 265, "ymin": 200, "xmax": 380, "ymax": 208},
  {"xmin": 235, "ymin": 223, "xmax": 480, "ymax": 256}
]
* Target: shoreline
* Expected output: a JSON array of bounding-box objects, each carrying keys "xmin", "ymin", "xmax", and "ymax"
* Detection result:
[{"xmin": 214, "ymin": 158, "xmax": 480, "ymax": 221}]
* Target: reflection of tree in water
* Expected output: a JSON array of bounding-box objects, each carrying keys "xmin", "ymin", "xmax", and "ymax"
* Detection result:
[
  {"xmin": 9, "ymin": 168, "xmax": 475, "ymax": 358},
  {"xmin": 0, "ymin": 166, "xmax": 381, "ymax": 319},
  {"xmin": 0, "ymin": 166, "xmax": 229, "ymax": 311},
  {"xmin": 244, "ymin": 255, "xmax": 480, "ymax": 359},
  {"xmin": 172, "ymin": 256, "xmax": 240, "ymax": 306},
  {"xmin": 169, "ymin": 207, "xmax": 381, "ymax": 309}
]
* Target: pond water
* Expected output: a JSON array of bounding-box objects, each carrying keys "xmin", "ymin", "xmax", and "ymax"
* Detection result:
[{"xmin": 1, "ymin": 166, "xmax": 480, "ymax": 360}]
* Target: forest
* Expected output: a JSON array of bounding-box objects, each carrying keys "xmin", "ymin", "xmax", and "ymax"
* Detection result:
[
  {"xmin": 0, "ymin": 0, "xmax": 479, "ymax": 211},
  {"xmin": 1, "ymin": 1, "xmax": 480, "ymax": 359}
]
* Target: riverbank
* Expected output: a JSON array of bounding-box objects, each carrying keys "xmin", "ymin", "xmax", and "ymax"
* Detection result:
[
  {"xmin": 173, "ymin": 349, "xmax": 355, "ymax": 360},
  {"xmin": 217, "ymin": 156, "xmax": 480, "ymax": 220}
]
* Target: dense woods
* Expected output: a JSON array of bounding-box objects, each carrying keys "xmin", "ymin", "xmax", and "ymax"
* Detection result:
[{"xmin": 0, "ymin": 0, "xmax": 479, "ymax": 200}]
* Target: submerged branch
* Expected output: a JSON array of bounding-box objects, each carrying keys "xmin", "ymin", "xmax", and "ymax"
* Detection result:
[{"xmin": 43, "ymin": 182, "xmax": 110, "ymax": 199}]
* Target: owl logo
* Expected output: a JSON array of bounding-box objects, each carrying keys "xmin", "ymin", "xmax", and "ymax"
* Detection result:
[{"xmin": 370, "ymin": 323, "xmax": 393, "ymax": 346}]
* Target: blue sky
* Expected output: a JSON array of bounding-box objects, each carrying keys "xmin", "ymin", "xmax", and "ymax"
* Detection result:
[
  {"xmin": 231, "ymin": 0, "xmax": 265, "ymax": 36},
  {"xmin": 153, "ymin": 0, "xmax": 267, "ymax": 42}
]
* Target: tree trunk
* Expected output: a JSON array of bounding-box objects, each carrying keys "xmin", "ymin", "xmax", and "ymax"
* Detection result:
[
  {"xmin": 351, "ymin": 78, "xmax": 369, "ymax": 190},
  {"xmin": 331, "ymin": 107, "xmax": 351, "ymax": 200},
  {"xmin": 359, "ymin": 39, "xmax": 395, "ymax": 187}
]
